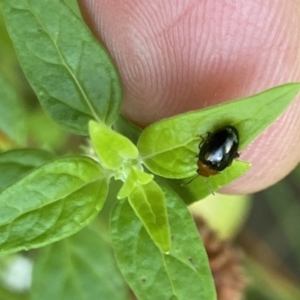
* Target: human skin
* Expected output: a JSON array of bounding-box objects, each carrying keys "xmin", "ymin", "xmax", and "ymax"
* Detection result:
[{"xmin": 79, "ymin": 0, "xmax": 300, "ymax": 194}]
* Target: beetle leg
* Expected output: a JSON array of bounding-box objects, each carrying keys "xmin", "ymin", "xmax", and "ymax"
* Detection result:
[{"xmin": 198, "ymin": 131, "xmax": 211, "ymax": 149}]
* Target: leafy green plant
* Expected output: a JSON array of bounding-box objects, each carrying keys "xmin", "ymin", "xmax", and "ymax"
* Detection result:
[{"xmin": 0, "ymin": 0, "xmax": 299, "ymax": 299}]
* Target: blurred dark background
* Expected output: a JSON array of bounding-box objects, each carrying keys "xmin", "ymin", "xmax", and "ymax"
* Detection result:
[{"xmin": 238, "ymin": 166, "xmax": 300, "ymax": 300}]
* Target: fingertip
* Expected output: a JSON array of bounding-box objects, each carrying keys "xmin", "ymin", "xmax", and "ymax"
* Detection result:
[{"xmin": 80, "ymin": 0, "xmax": 300, "ymax": 193}]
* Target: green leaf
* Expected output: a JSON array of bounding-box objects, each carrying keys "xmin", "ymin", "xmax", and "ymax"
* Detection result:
[
  {"xmin": 137, "ymin": 83, "xmax": 300, "ymax": 179},
  {"xmin": 0, "ymin": 73, "xmax": 25, "ymax": 147},
  {"xmin": 31, "ymin": 226, "xmax": 129, "ymax": 300},
  {"xmin": 127, "ymin": 180, "xmax": 170, "ymax": 252},
  {"xmin": 64, "ymin": 0, "xmax": 81, "ymax": 17},
  {"xmin": 0, "ymin": 156, "xmax": 108, "ymax": 255},
  {"xmin": 111, "ymin": 185, "xmax": 216, "ymax": 300},
  {"xmin": 89, "ymin": 120, "xmax": 138, "ymax": 171},
  {"xmin": 0, "ymin": 148, "xmax": 55, "ymax": 192},
  {"xmin": 164, "ymin": 160, "xmax": 250, "ymax": 203},
  {"xmin": 117, "ymin": 167, "xmax": 153, "ymax": 199},
  {"xmin": 0, "ymin": 0, "xmax": 122, "ymax": 135}
]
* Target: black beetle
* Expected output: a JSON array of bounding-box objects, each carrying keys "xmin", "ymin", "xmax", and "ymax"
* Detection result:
[{"xmin": 197, "ymin": 125, "xmax": 239, "ymax": 177}]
